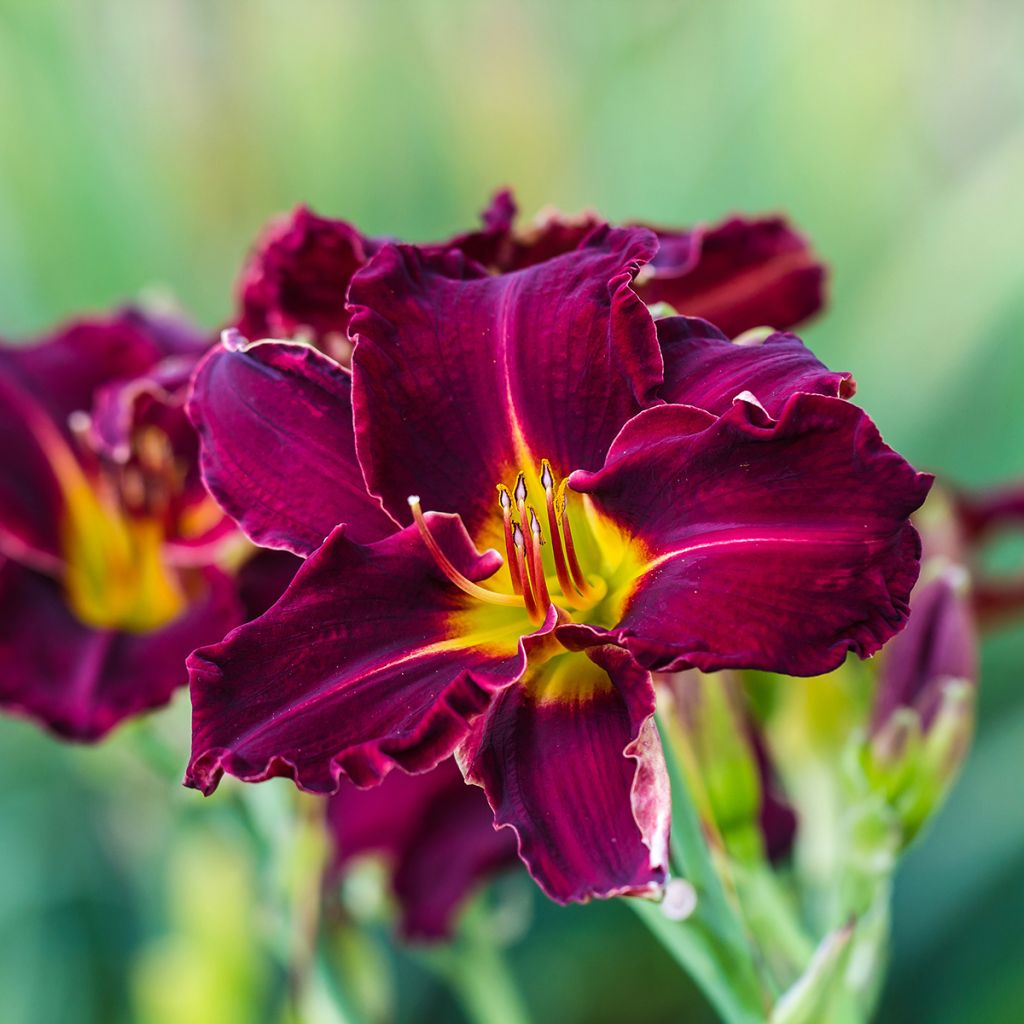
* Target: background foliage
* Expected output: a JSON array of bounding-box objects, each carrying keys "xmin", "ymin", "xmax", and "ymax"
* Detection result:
[{"xmin": 1, "ymin": 2, "xmax": 1021, "ymax": 1021}]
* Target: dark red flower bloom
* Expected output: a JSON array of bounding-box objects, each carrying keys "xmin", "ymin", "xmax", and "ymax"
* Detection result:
[
  {"xmin": 232, "ymin": 190, "xmax": 825, "ymax": 365},
  {"xmin": 187, "ymin": 221, "xmax": 927, "ymax": 903},
  {"xmin": 327, "ymin": 757, "xmax": 518, "ymax": 940},
  {"xmin": 0, "ymin": 311, "xmax": 239, "ymax": 740}
]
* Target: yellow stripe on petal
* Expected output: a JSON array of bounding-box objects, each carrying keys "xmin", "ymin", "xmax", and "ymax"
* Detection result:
[{"xmin": 524, "ymin": 650, "xmax": 615, "ymax": 705}]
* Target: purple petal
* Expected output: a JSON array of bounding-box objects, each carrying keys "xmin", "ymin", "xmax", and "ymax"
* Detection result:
[
  {"xmin": 460, "ymin": 646, "xmax": 669, "ymax": 904},
  {"xmin": 0, "ymin": 559, "xmax": 238, "ymax": 742},
  {"xmin": 235, "ymin": 548, "xmax": 303, "ymax": 621},
  {"xmin": 187, "ymin": 336, "xmax": 396, "ymax": 556},
  {"xmin": 187, "ymin": 515, "xmax": 549, "ymax": 795},
  {"xmin": 567, "ymin": 396, "xmax": 932, "ymax": 676},
  {"xmin": 0, "ymin": 376, "xmax": 69, "ymax": 568},
  {"xmin": 0, "ymin": 313, "xmax": 165, "ymax": 426},
  {"xmin": 641, "ymin": 216, "xmax": 826, "ymax": 336},
  {"xmin": 236, "ymin": 206, "xmax": 380, "ymax": 350},
  {"xmin": 657, "ymin": 316, "xmax": 854, "ymax": 417},
  {"xmin": 349, "ymin": 227, "xmax": 661, "ymax": 536},
  {"xmin": 328, "ymin": 757, "xmax": 518, "ymax": 940}
]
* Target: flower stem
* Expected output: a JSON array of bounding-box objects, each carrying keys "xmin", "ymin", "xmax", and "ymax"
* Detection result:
[
  {"xmin": 420, "ymin": 902, "xmax": 532, "ymax": 1024},
  {"xmin": 629, "ymin": 713, "xmax": 769, "ymax": 1024}
]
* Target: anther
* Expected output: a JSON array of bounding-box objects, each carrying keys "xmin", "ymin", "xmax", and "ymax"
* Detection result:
[
  {"xmin": 497, "ymin": 484, "xmax": 523, "ymax": 595},
  {"xmin": 408, "ymin": 497, "xmax": 522, "ymax": 607},
  {"xmin": 513, "ymin": 472, "xmax": 528, "ymax": 521}
]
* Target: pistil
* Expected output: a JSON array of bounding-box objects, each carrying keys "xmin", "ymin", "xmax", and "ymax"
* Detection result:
[{"xmin": 408, "ymin": 497, "xmax": 523, "ymax": 608}]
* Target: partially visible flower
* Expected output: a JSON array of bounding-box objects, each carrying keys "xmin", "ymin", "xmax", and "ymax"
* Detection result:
[
  {"xmin": 187, "ymin": 225, "xmax": 927, "ymax": 904},
  {"xmin": 0, "ymin": 311, "xmax": 239, "ymax": 740},
  {"xmin": 232, "ymin": 190, "xmax": 825, "ymax": 361},
  {"xmin": 864, "ymin": 490, "xmax": 979, "ymax": 840},
  {"xmin": 327, "ymin": 757, "xmax": 518, "ymax": 940},
  {"xmin": 234, "ymin": 193, "xmax": 515, "ymax": 358}
]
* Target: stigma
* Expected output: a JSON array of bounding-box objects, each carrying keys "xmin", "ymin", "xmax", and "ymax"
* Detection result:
[{"xmin": 408, "ymin": 460, "xmax": 593, "ymax": 625}]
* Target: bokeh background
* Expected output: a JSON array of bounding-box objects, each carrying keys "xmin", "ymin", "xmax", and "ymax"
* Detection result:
[{"xmin": 1, "ymin": 1, "xmax": 1022, "ymax": 1021}]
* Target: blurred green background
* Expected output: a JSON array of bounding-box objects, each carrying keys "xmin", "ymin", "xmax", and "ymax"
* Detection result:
[{"xmin": 1, "ymin": 1, "xmax": 1022, "ymax": 1021}]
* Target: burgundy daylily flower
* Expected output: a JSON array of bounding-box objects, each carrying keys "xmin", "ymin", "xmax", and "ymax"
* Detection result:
[
  {"xmin": 232, "ymin": 190, "xmax": 824, "ymax": 362},
  {"xmin": 0, "ymin": 311, "xmax": 239, "ymax": 740},
  {"xmin": 187, "ymin": 222, "xmax": 928, "ymax": 905},
  {"xmin": 328, "ymin": 756, "xmax": 518, "ymax": 940}
]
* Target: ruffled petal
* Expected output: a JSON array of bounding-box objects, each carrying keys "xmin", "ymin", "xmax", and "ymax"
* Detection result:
[
  {"xmin": 349, "ymin": 227, "xmax": 661, "ymax": 537},
  {"xmin": 187, "ymin": 335, "xmax": 396, "ymax": 556},
  {"xmin": 640, "ymin": 216, "xmax": 826, "ymax": 336},
  {"xmin": 0, "ymin": 560, "xmax": 239, "ymax": 741},
  {"xmin": 657, "ymin": 316, "xmax": 853, "ymax": 417},
  {"xmin": 459, "ymin": 646, "xmax": 669, "ymax": 904},
  {"xmin": 328, "ymin": 757, "xmax": 517, "ymax": 939},
  {"xmin": 236, "ymin": 206, "xmax": 380, "ymax": 350},
  {"xmin": 567, "ymin": 396, "xmax": 932, "ymax": 675},
  {"xmin": 187, "ymin": 515, "xmax": 550, "ymax": 795},
  {"xmin": 0, "ymin": 313, "xmax": 165, "ymax": 426}
]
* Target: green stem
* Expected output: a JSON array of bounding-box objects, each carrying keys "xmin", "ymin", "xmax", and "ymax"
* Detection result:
[{"xmin": 628, "ymin": 714, "xmax": 769, "ymax": 1024}]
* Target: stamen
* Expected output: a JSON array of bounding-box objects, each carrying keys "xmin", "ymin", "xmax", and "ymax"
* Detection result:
[
  {"xmin": 526, "ymin": 505, "xmax": 552, "ymax": 611},
  {"xmin": 513, "ymin": 524, "xmax": 541, "ymax": 622},
  {"xmin": 497, "ymin": 485, "xmax": 523, "ymax": 595},
  {"xmin": 408, "ymin": 497, "xmax": 522, "ymax": 607},
  {"xmin": 556, "ymin": 480, "xmax": 591, "ymax": 595},
  {"xmin": 540, "ymin": 458, "xmax": 583, "ymax": 601},
  {"xmin": 513, "ymin": 471, "xmax": 528, "ymax": 519}
]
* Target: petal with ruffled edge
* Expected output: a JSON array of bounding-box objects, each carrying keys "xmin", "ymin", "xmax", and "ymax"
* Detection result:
[
  {"xmin": 328, "ymin": 757, "xmax": 518, "ymax": 939},
  {"xmin": 349, "ymin": 226, "xmax": 661, "ymax": 540},
  {"xmin": 459, "ymin": 645, "xmax": 669, "ymax": 904},
  {"xmin": 187, "ymin": 515, "xmax": 551, "ymax": 795},
  {"xmin": 0, "ymin": 560, "xmax": 238, "ymax": 741},
  {"xmin": 0, "ymin": 314, "xmax": 167, "ymax": 426},
  {"xmin": 236, "ymin": 206, "xmax": 381, "ymax": 350},
  {"xmin": 187, "ymin": 334, "xmax": 396, "ymax": 556},
  {"xmin": 641, "ymin": 216, "xmax": 826, "ymax": 337},
  {"xmin": 657, "ymin": 316, "xmax": 854, "ymax": 417},
  {"xmin": 566, "ymin": 396, "xmax": 932, "ymax": 676}
]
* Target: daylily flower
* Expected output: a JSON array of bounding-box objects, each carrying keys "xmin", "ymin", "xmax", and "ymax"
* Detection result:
[
  {"xmin": 327, "ymin": 756, "xmax": 518, "ymax": 940},
  {"xmin": 0, "ymin": 310, "xmax": 239, "ymax": 740},
  {"xmin": 233, "ymin": 190, "xmax": 824, "ymax": 359},
  {"xmin": 186, "ymin": 222, "xmax": 928, "ymax": 904}
]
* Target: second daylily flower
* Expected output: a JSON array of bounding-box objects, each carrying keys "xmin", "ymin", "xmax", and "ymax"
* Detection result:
[{"xmin": 186, "ymin": 223, "xmax": 930, "ymax": 903}]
